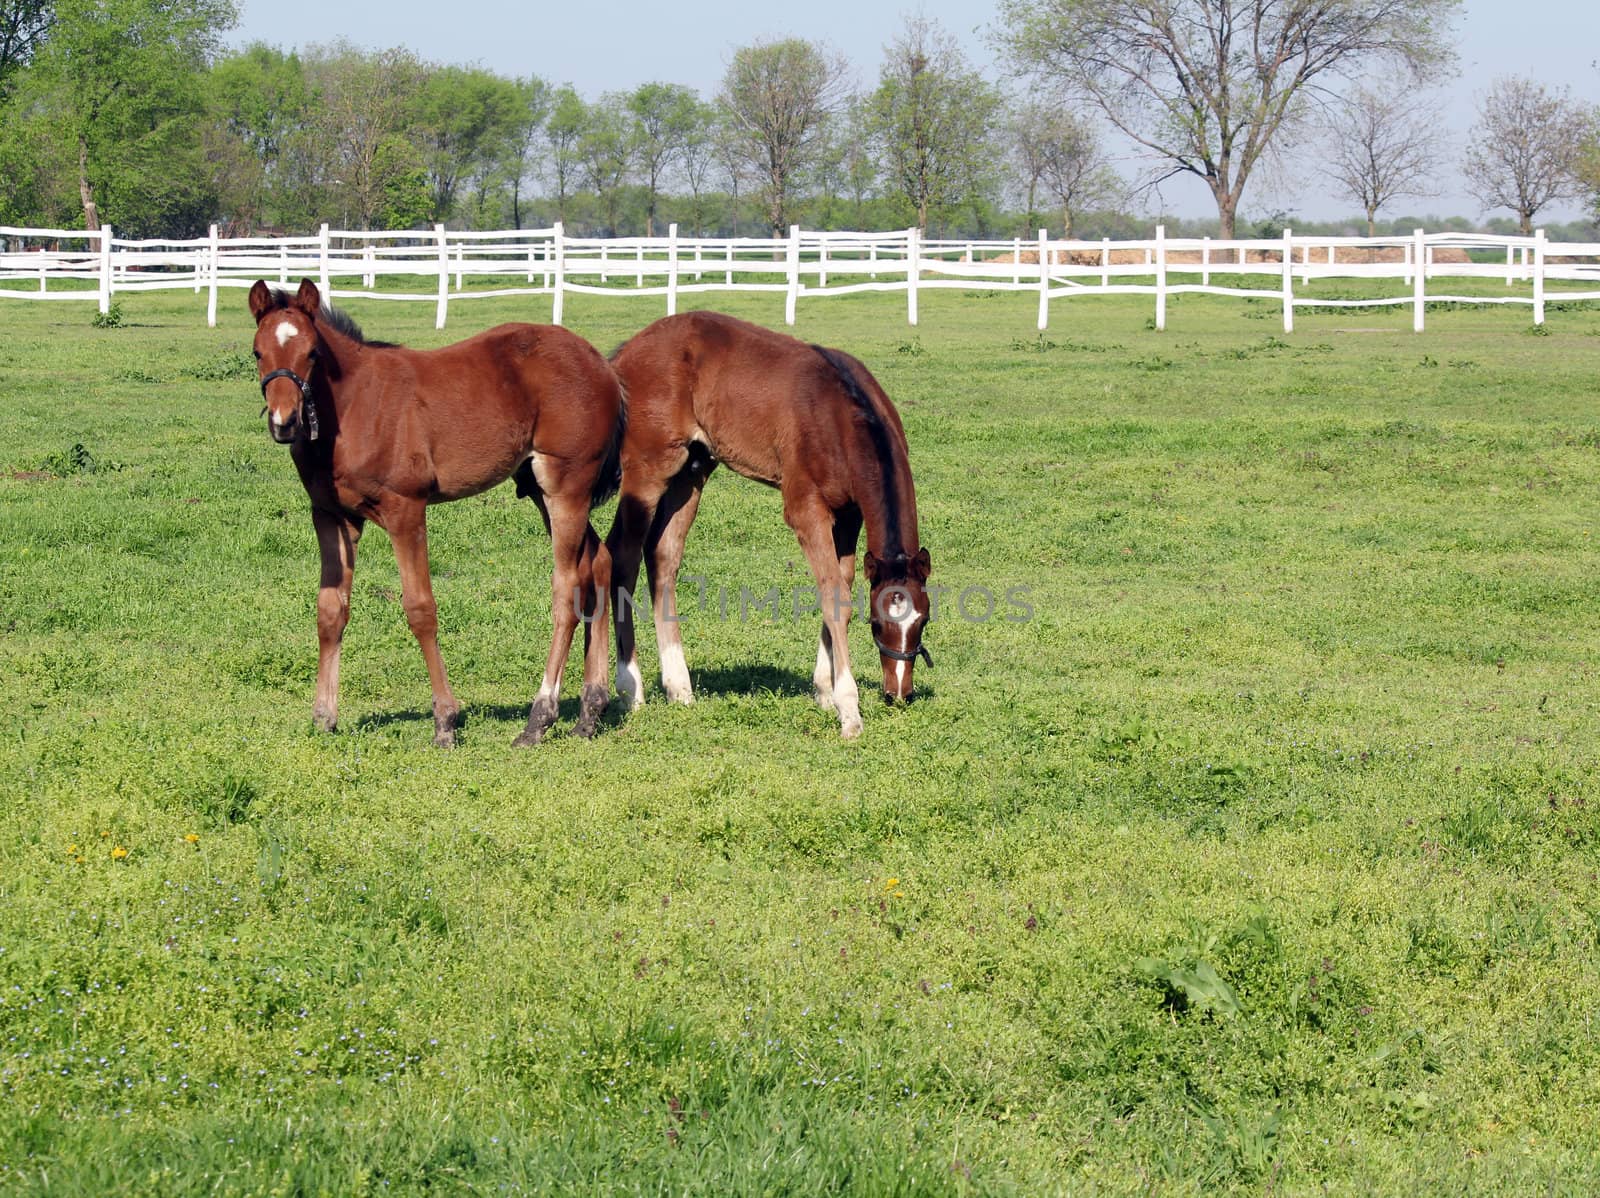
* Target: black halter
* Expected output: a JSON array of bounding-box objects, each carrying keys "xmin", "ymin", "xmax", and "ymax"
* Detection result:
[
  {"xmin": 875, "ymin": 638, "xmax": 933, "ymax": 667},
  {"xmin": 260, "ymin": 368, "xmax": 319, "ymax": 441}
]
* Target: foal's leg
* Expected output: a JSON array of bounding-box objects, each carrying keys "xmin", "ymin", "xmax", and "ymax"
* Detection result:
[
  {"xmin": 384, "ymin": 500, "xmax": 461, "ymax": 747},
  {"xmin": 514, "ymin": 493, "xmax": 592, "ymax": 746},
  {"xmin": 572, "ymin": 522, "xmax": 612, "ymax": 739},
  {"xmin": 644, "ymin": 465, "xmax": 711, "ymax": 705},
  {"xmin": 813, "ymin": 509, "xmax": 862, "ymax": 712},
  {"xmin": 311, "ymin": 509, "xmax": 362, "ymax": 732},
  {"xmin": 786, "ymin": 493, "xmax": 862, "ymax": 738},
  {"xmin": 604, "ymin": 476, "xmax": 669, "ymax": 711}
]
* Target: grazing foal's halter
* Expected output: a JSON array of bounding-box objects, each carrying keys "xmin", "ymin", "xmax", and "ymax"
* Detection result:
[
  {"xmin": 874, "ymin": 637, "xmax": 933, "ymax": 668},
  {"xmin": 259, "ymin": 367, "xmax": 319, "ymax": 441}
]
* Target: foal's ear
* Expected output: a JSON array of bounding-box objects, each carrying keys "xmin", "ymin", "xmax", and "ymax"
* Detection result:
[
  {"xmin": 292, "ymin": 277, "xmax": 322, "ymax": 314},
  {"xmin": 247, "ymin": 280, "xmax": 278, "ymax": 324},
  {"xmin": 911, "ymin": 547, "xmax": 931, "ymax": 582},
  {"xmin": 863, "ymin": 551, "xmax": 882, "ymax": 585}
]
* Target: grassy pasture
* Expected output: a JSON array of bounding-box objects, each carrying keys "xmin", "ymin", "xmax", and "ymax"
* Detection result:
[{"xmin": 1, "ymin": 281, "xmax": 1599, "ymax": 1195}]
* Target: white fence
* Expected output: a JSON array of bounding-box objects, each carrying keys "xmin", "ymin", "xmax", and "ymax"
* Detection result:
[{"xmin": 3, "ymin": 221, "xmax": 1599, "ymax": 333}]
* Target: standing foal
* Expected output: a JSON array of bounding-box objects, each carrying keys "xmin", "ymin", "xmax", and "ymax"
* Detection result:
[
  {"xmin": 605, "ymin": 311, "xmax": 932, "ymax": 738},
  {"xmin": 249, "ymin": 279, "xmax": 624, "ymax": 746}
]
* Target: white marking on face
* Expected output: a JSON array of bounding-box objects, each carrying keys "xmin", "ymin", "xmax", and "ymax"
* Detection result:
[{"xmin": 274, "ymin": 319, "xmax": 299, "ymax": 347}]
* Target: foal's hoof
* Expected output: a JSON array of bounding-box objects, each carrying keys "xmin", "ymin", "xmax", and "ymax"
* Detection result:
[
  {"xmin": 573, "ymin": 685, "xmax": 609, "ymax": 740},
  {"xmin": 840, "ymin": 716, "xmax": 864, "ymax": 740},
  {"xmin": 312, "ymin": 706, "xmax": 337, "ymax": 734},
  {"xmin": 515, "ymin": 694, "xmax": 560, "ymax": 747},
  {"xmin": 812, "ymin": 688, "xmax": 837, "ymax": 713}
]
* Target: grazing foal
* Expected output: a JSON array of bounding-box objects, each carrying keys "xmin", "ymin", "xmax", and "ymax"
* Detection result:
[
  {"xmin": 605, "ymin": 311, "xmax": 932, "ymax": 738},
  {"xmin": 248, "ymin": 278, "xmax": 623, "ymax": 746}
]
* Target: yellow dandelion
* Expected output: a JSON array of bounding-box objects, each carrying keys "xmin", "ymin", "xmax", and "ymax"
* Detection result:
[
  {"xmin": 100, "ymin": 830, "xmax": 110, "ymax": 838},
  {"xmin": 110, "ymin": 845, "xmax": 129, "ymax": 860},
  {"xmin": 67, "ymin": 843, "xmax": 79, "ymax": 855},
  {"xmin": 884, "ymin": 877, "xmax": 901, "ymax": 892},
  {"xmin": 183, "ymin": 833, "xmax": 200, "ymax": 845}
]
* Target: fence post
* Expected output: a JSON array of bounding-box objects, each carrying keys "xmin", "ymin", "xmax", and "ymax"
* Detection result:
[
  {"xmin": 694, "ymin": 241, "xmax": 703, "ymax": 281},
  {"xmin": 635, "ymin": 241, "xmax": 644, "ymax": 287},
  {"xmin": 1037, "ymin": 228, "xmax": 1050, "ymax": 331},
  {"xmin": 98, "ymin": 224, "xmax": 112, "ymax": 315},
  {"xmin": 1101, "ymin": 237, "xmax": 1110, "ymax": 288},
  {"xmin": 435, "ymin": 223, "xmax": 449, "ymax": 330},
  {"xmin": 1505, "ymin": 242, "xmax": 1514, "ymax": 286},
  {"xmin": 318, "ymin": 223, "xmax": 330, "ymax": 298},
  {"xmin": 552, "ymin": 222, "xmax": 566, "ymax": 326},
  {"xmin": 907, "ymin": 226, "xmax": 920, "ymax": 327},
  {"xmin": 666, "ymin": 223, "xmax": 679, "ymax": 317},
  {"xmin": 1154, "ymin": 224, "xmax": 1167, "ymax": 331},
  {"xmin": 870, "ymin": 242, "xmax": 878, "ymax": 280},
  {"xmin": 1280, "ymin": 228, "xmax": 1293, "ymax": 333},
  {"xmin": 1533, "ymin": 228, "xmax": 1546, "ymax": 327},
  {"xmin": 278, "ymin": 243, "xmax": 288, "ymax": 285},
  {"xmin": 1202, "ymin": 236, "xmax": 1210, "ymax": 287},
  {"xmin": 365, "ymin": 243, "xmax": 375, "ymax": 289},
  {"xmin": 1412, "ymin": 228, "xmax": 1425, "ymax": 333},
  {"xmin": 784, "ymin": 223, "xmax": 800, "ymax": 324},
  {"xmin": 206, "ymin": 223, "xmax": 219, "ymax": 328},
  {"xmin": 819, "ymin": 240, "xmax": 828, "ymax": 288},
  {"xmin": 1012, "ymin": 236, "xmax": 1021, "ymax": 286}
]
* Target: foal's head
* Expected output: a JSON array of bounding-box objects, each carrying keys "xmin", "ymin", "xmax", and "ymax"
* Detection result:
[
  {"xmin": 864, "ymin": 547, "xmax": 932, "ymax": 703},
  {"xmin": 248, "ymin": 278, "xmax": 324, "ymax": 444}
]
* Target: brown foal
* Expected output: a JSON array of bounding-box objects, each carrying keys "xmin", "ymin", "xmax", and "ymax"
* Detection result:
[
  {"xmin": 248, "ymin": 278, "xmax": 623, "ymax": 746},
  {"xmin": 604, "ymin": 311, "xmax": 932, "ymax": 738}
]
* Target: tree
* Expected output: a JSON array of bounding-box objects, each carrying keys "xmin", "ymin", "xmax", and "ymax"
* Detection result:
[
  {"xmin": 25, "ymin": 0, "xmax": 236, "ymax": 232},
  {"xmin": 503, "ymin": 76, "xmax": 551, "ymax": 228},
  {"xmin": 303, "ymin": 43, "xmax": 425, "ymax": 229},
  {"xmin": 997, "ymin": 0, "xmax": 1462, "ymax": 238},
  {"xmin": 676, "ymin": 97, "xmax": 718, "ymax": 235},
  {"xmin": 578, "ymin": 91, "xmax": 636, "ymax": 235},
  {"xmin": 629, "ymin": 81, "xmax": 698, "ymax": 236},
  {"xmin": 543, "ymin": 84, "xmax": 585, "ymax": 222},
  {"xmin": 205, "ymin": 43, "xmax": 314, "ymax": 230},
  {"xmin": 719, "ymin": 37, "xmax": 850, "ymax": 236},
  {"xmin": 1031, "ymin": 104, "xmax": 1118, "ymax": 237},
  {"xmin": 1319, "ymin": 83, "xmax": 1440, "ymax": 237},
  {"xmin": 867, "ymin": 16, "xmax": 999, "ymax": 232},
  {"xmin": 413, "ymin": 65, "xmax": 522, "ymax": 224},
  {"xmin": 1464, "ymin": 76, "xmax": 1589, "ymax": 236},
  {"xmin": 0, "ymin": 0, "xmax": 52, "ymax": 98}
]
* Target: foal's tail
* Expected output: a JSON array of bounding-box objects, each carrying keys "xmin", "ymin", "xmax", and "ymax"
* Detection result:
[{"xmin": 590, "ymin": 372, "xmax": 628, "ymax": 509}]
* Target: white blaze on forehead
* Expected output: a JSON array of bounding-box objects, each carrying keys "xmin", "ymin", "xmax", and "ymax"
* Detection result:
[{"xmin": 274, "ymin": 319, "xmax": 300, "ymax": 347}]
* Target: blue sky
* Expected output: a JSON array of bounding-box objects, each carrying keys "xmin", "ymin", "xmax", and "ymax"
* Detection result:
[{"xmin": 229, "ymin": 1, "xmax": 1597, "ymax": 225}]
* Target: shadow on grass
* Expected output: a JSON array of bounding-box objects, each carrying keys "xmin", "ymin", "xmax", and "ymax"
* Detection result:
[
  {"xmin": 349, "ymin": 695, "xmax": 629, "ymax": 739},
  {"xmin": 689, "ymin": 663, "xmax": 816, "ymax": 699}
]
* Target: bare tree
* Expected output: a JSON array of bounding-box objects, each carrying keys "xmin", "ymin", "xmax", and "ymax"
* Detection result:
[
  {"xmin": 1024, "ymin": 102, "xmax": 1119, "ymax": 237},
  {"xmin": 1464, "ymin": 76, "xmax": 1589, "ymax": 235},
  {"xmin": 996, "ymin": 0, "xmax": 1462, "ymax": 238},
  {"xmin": 719, "ymin": 37, "xmax": 850, "ymax": 236},
  {"xmin": 1322, "ymin": 83, "xmax": 1441, "ymax": 236}
]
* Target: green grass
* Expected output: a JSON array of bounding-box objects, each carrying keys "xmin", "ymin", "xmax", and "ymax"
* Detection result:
[{"xmin": 2, "ymin": 284, "xmax": 1600, "ymax": 1195}]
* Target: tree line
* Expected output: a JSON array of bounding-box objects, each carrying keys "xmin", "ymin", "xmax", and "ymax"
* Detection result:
[{"xmin": 1, "ymin": 0, "xmax": 1597, "ymax": 242}]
